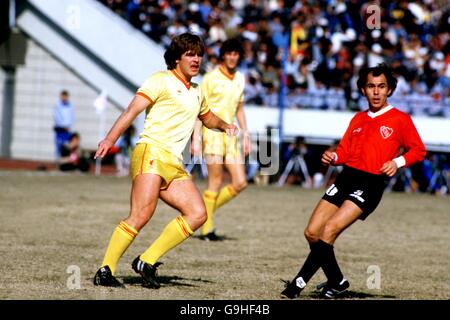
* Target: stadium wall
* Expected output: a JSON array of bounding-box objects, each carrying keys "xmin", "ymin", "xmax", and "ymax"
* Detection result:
[
  {"xmin": 245, "ymin": 107, "xmax": 450, "ymax": 153},
  {"xmin": 0, "ymin": 39, "xmax": 122, "ymax": 161}
]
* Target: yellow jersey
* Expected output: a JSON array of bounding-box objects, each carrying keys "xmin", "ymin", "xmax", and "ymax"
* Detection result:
[
  {"xmin": 200, "ymin": 66, "xmax": 245, "ymax": 124},
  {"xmin": 136, "ymin": 70, "xmax": 210, "ymax": 160}
]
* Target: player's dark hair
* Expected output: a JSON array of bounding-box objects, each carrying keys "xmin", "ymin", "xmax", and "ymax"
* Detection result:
[
  {"xmin": 219, "ymin": 38, "xmax": 244, "ymax": 63},
  {"xmin": 357, "ymin": 63, "xmax": 398, "ymax": 97},
  {"xmin": 164, "ymin": 33, "xmax": 205, "ymax": 70}
]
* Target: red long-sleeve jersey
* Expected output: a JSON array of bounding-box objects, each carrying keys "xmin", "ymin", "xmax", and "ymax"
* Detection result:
[{"xmin": 334, "ymin": 106, "xmax": 426, "ymax": 175}]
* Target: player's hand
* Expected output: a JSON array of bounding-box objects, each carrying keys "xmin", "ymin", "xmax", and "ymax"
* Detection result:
[
  {"xmin": 243, "ymin": 133, "xmax": 251, "ymax": 156},
  {"xmin": 321, "ymin": 151, "xmax": 337, "ymax": 166},
  {"xmin": 94, "ymin": 139, "xmax": 114, "ymax": 159},
  {"xmin": 380, "ymin": 160, "xmax": 398, "ymax": 177},
  {"xmin": 225, "ymin": 123, "xmax": 239, "ymax": 136}
]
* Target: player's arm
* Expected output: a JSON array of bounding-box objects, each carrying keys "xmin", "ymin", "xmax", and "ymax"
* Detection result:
[
  {"xmin": 95, "ymin": 94, "xmax": 150, "ymax": 159},
  {"xmin": 380, "ymin": 116, "xmax": 426, "ymax": 177},
  {"xmin": 199, "ymin": 110, "xmax": 238, "ymax": 136},
  {"xmin": 236, "ymin": 101, "xmax": 251, "ymax": 156},
  {"xmin": 322, "ymin": 119, "xmax": 354, "ymax": 166}
]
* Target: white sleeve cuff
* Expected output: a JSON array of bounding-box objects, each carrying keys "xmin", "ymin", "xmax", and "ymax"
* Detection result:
[{"xmin": 393, "ymin": 156, "xmax": 406, "ymax": 168}]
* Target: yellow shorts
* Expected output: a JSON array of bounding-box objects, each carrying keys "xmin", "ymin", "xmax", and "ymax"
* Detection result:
[
  {"xmin": 130, "ymin": 143, "xmax": 190, "ymax": 189},
  {"xmin": 202, "ymin": 127, "xmax": 240, "ymax": 158}
]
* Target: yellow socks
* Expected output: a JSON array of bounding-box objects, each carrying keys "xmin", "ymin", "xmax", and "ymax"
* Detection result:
[
  {"xmin": 202, "ymin": 190, "xmax": 218, "ymax": 235},
  {"xmin": 215, "ymin": 184, "xmax": 237, "ymax": 209},
  {"xmin": 140, "ymin": 216, "xmax": 193, "ymax": 265},
  {"xmin": 101, "ymin": 221, "xmax": 138, "ymax": 275}
]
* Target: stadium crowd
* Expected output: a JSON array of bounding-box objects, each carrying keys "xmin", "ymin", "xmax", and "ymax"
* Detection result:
[
  {"xmin": 97, "ymin": 0, "xmax": 450, "ymax": 195},
  {"xmin": 99, "ymin": 0, "xmax": 450, "ymax": 117}
]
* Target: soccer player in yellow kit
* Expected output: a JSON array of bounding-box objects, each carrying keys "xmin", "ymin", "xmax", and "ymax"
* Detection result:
[
  {"xmin": 193, "ymin": 38, "xmax": 250, "ymax": 241},
  {"xmin": 93, "ymin": 33, "xmax": 237, "ymax": 288}
]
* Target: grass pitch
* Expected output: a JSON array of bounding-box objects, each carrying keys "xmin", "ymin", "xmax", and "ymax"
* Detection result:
[{"xmin": 0, "ymin": 171, "xmax": 449, "ymax": 300}]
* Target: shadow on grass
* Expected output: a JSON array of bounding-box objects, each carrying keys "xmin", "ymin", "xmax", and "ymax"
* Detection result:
[
  {"xmin": 192, "ymin": 234, "xmax": 238, "ymax": 242},
  {"xmin": 121, "ymin": 275, "xmax": 214, "ymax": 288},
  {"xmin": 280, "ymin": 279, "xmax": 396, "ymax": 300},
  {"xmin": 305, "ymin": 290, "xmax": 396, "ymax": 299}
]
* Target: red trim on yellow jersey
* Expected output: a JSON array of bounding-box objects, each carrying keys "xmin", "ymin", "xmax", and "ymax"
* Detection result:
[
  {"xmin": 198, "ymin": 109, "xmax": 211, "ymax": 121},
  {"xmin": 171, "ymin": 70, "xmax": 191, "ymax": 90},
  {"xmin": 136, "ymin": 92, "xmax": 153, "ymax": 102},
  {"xmin": 219, "ymin": 65, "xmax": 235, "ymax": 80}
]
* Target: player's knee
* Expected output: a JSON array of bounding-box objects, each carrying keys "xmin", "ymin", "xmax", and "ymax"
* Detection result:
[
  {"xmin": 209, "ymin": 176, "xmax": 223, "ymax": 190},
  {"xmin": 191, "ymin": 206, "xmax": 207, "ymax": 225},
  {"xmin": 233, "ymin": 179, "xmax": 248, "ymax": 193},
  {"xmin": 127, "ymin": 213, "xmax": 151, "ymax": 230},
  {"xmin": 322, "ymin": 222, "xmax": 339, "ymax": 240},
  {"xmin": 304, "ymin": 228, "xmax": 319, "ymax": 243}
]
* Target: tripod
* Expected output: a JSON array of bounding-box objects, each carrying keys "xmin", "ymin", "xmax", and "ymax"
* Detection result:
[
  {"xmin": 385, "ymin": 167, "xmax": 413, "ymax": 192},
  {"xmin": 427, "ymin": 167, "xmax": 450, "ymax": 194},
  {"xmin": 278, "ymin": 154, "xmax": 311, "ymax": 187}
]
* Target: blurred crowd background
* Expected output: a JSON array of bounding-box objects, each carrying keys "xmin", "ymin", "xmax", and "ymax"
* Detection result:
[
  {"xmin": 93, "ymin": 0, "xmax": 450, "ymax": 195},
  {"xmin": 99, "ymin": 0, "xmax": 450, "ymax": 117}
]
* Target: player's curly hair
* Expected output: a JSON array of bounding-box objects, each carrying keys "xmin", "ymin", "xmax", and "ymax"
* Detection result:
[
  {"xmin": 219, "ymin": 38, "xmax": 244, "ymax": 63},
  {"xmin": 164, "ymin": 33, "xmax": 205, "ymax": 70},
  {"xmin": 357, "ymin": 63, "xmax": 398, "ymax": 97}
]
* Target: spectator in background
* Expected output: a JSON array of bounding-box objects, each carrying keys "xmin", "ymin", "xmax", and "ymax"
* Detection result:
[
  {"xmin": 98, "ymin": 0, "xmax": 450, "ymax": 118},
  {"xmin": 279, "ymin": 136, "xmax": 312, "ymax": 187},
  {"xmin": 244, "ymin": 73, "xmax": 264, "ymax": 105},
  {"xmin": 53, "ymin": 90, "xmax": 74, "ymax": 159},
  {"xmin": 59, "ymin": 132, "xmax": 90, "ymax": 172}
]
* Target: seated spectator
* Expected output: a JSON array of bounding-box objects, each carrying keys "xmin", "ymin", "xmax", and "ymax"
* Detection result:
[
  {"xmin": 262, "ymin": 83, "xmax": 279, "ymax": 108},
  {"xmin": 325, "ymin": 84, "xmax": 346, "ymax": 110},
  {"xmin": 308, "ymin": 80, "xmax": 327, "ymax": 110},
  {"xmin": 245, "ymin": 73, "xmax": 264, "ymax": 105},
  {"xmin": 59, "ymin": 132, "xmax": 90, "ymax": 172}
]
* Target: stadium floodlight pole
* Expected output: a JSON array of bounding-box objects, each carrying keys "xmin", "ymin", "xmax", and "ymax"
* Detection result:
[{"xmin": 277, "ymin": 26, "xmax": 290, "ymax": 144}]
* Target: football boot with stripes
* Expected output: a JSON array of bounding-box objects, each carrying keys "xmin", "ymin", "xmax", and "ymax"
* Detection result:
[
  {"xmin": 199, "ymin": 230, "xmax": 221, "ymax": 241},
  {"xmin": 132, "ymin": 256, "xmax": 161, "ymax": 289},
  {"xmin": 320, "ymin": 278, "xmax": 350, "ymax": 299},
  {"xmin": 93, "ymin": 265, "xmax": 125, "ymax": 288}
]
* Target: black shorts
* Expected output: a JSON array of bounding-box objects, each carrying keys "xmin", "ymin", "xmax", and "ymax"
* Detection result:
[{"xmin": 322, "ymin": 166, "xmax": 387, "ymax": 220}]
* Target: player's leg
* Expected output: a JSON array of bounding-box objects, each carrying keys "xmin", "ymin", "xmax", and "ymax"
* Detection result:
[
  {"xmin": 316, "ymin": 200, "xmax": 362, "ymax": 298},
  {"xmin": 214, "ymin": 135, "xmax": 245, "ymax": 210},
  {"xmin": 94, "ymin": 173, "xmax": 162, "ymax": 287},
  {"xmin": 215, "ymin": 155, "xmax": 248, "ymax": 209},
  {"xmin": 138, "ymin": 178, "xmax": 206, "ymax": 265},
  {"xmin": 201, "ymin": 155, "xmax": 223, "ymax": 236},
  {"xmin": 281, "ymin": 200, "xmax": 338, "ymax": 298},
  {"xmin": 133, "ymin": 178, "xmax": 205, "ymax": 288}
]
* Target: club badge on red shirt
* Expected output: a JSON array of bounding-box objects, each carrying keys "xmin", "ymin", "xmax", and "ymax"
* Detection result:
[{"xmin": 380, "ymin": 126, "xmax": 394, "ymax": 139}]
